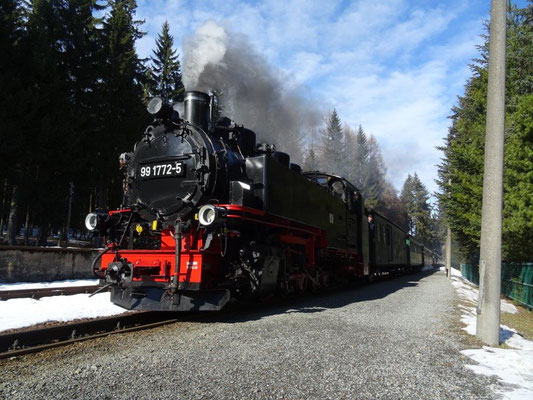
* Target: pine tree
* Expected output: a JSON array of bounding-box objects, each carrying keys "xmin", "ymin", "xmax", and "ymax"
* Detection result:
[
  {"xmin": 0, "ymin": 0, "xmax": 27, "ymax": 178},
  {"xmin": 99, "ymin": 0, "xmax": 146, "ymax": 208},
  {"xmin": 58, "ymin": 0, "xmax": 106, "ymax": 238},
  {"xmin": 303, "ymin": 148, "xmax": 319, "ymax": 171},
  {"xmin": 503, "ymin": 94, "xmax": 533, "ymax": 260},
  {"xmin": 320, "ymin": 109, "xmax": 344, "ymax": 174},
  {"xmin": 429, "ymin": 206, "xmax": 446, "ymax": 253},
  {"xmin": 23, "ymin": 0, "xmax": 77, "ymax": 239},
  {"xmin": 354, "ymin": 125, "xmax": 369, "ymax": 177},
  {"xmin": 342, "ymin": 123, "xmax": 387, "ymax": 209},
  {"xmin": 437, "ymin": 2, "xmax": 533, "ymax": 261},
  {"xmin": 502, "ymin": 3, "xmax": 533, "ymax": 260},
  {"xmin": 0, "ymin": 0, "xmax": 23, "ymax": 244},
  {"xmin": 377, "ymin": 181, "xmax": 409, "ymax": 230},
  {"xmin": 343, "ymin": 124, "xmax": 355, "ymax": 180},
  {"xmin": 148, "ymin": 21, "xmax": 184, "ymax": 102},
  {"xmin": 345, "ymin": 125, "xmax": 370, "ymax": 196},
  {"xmin": 366, "ymin": 135, "xmax": 386, "ymax": 203},
  {"xmin": 401, "ymin": 173, "xmax": 433, "ymax": 245}
]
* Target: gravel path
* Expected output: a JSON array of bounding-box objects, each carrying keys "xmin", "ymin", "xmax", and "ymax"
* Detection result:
[{"xmin": 0, "ymin": 268, "xmax": 499, "ymax": 399}]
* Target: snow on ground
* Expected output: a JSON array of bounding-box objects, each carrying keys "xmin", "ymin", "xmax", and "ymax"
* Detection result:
[
  {"xmin": 0, "ymin": 279, "xmax": 127, "ymax": 332},
  {"xmin": 0, "ymin": 279, "xmax": 99, "ymax": 291},
  {"xmin": 451, "ymin": 267, "xmax": 533, "ymax": 400}
]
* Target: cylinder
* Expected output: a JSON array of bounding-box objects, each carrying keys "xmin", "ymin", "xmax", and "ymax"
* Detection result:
[{"xmin": 184, "ymin": 91, "xmax": 211, "ymax": 132}]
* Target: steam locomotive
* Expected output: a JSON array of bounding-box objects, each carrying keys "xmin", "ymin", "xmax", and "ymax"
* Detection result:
[{"xmin": 87, "ymin": 91, "xmax": 437, "ymax": 311}]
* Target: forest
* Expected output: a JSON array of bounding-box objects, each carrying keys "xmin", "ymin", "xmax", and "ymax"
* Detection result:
[{"xmin": 6, "ymin": 0, "xmax": 522, "ymax": 257}]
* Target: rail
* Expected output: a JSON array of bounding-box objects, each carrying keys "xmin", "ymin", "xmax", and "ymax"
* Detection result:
[
  {"xmin": 0, "ymin": 312, "xmax": 179, "ymax": 359},
  {"xmin": 0, "ymin": 285, "xmax": 101, "ymax": 300}
]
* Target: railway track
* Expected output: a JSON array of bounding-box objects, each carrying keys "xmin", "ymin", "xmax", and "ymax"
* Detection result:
[
  {"xmin": 0, "ymin": 285, "xmax": 101, "ymax": 300},
  {"xmin": 0, "ymin": 291, "xmax": 299, "ymax": 359},
  {"xmin": 0, "ymin": 312, "xmax": 180, "ymax": 359},
  {"xmin": 0, "ymin": 272, "xmax": 425, "ymax": 359}
]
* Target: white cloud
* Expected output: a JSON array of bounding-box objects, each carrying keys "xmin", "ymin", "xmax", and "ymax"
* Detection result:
[
  {"xmin": 286, "ymin": 51, "xmax": 326, "ymax": 82},
  {"xmin": 134, "ymin": 0, "xmax": 489, "ymax": 196}
]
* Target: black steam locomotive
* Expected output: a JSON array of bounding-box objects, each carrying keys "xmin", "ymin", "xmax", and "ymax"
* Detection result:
[{"xmin": 87, "ymin": 91, "xmax": 436, "ymax": 311}]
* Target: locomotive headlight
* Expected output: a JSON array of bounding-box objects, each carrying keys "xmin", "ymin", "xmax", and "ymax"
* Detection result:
[
  {"xmin": 84, "ymin": 211, "xmax": 108, "ymax": 232},
  {"xmin": 199, "ymin": 205, "xmax": 215, "ymax": 225},
  {"xmin": 85, "ymin": 213, "xmax": 99, "ymax": 231},
  {"xmin": 198, "ymin": 205, "xmax": 227, "ymax": 226}
]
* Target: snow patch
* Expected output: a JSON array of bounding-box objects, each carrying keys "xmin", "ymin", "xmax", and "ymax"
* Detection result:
[
  {"xmin": 452, "ymin": 271, "xmax": 518, "ymax": 314},
  {"xmin": 451, "ymin": 272, "xmax": 533, "ymax": 399},
  {"xmin": 0, "ymin": 279, "xmax": 99, "ymax": 291},
  {"xmin": 0, "ymin": 279, "xmax": 127, "ymax": 332}
]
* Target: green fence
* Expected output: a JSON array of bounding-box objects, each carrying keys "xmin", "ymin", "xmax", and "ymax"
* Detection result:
[{"xmin": 461, "ymin": 263, "xmax": 533, "ymax": 309}]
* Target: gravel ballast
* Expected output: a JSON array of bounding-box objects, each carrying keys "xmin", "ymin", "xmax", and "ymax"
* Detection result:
[{"xmin": 0, "ymin": 268, "xmax": 499, "ymax": 399}]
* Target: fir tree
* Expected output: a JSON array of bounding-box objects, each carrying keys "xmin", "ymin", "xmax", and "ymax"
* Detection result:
[
  {"xmin": 343, "ymin": 124, "xmax": 356, "ymax": 180},
  {"xmin": 377, "ymin": 181, "xmax": 409, "ymax": 230},
  {"xmin": 99, "ymin": 0, "xmax": 146, "ymax": 208},
  {"xmin": 23, "ymin": 0, "xmax": 79, "ymax": 240},
  {"xmin": 437, "ymin": 2, "xmax": 533, "ymax": 261},
  {"xmin": 353, "ymin": 126, "xmax": 385, "ymax": 208},
  {"xmin": 343, "ymin": 123, "xmax": 386, "ymax": 209},
  {"xmin": 148, "ymin": 21, "xmax": 184, "ymax": 102},
  {"xmin": 503, "ymin": 94, "xmax": 533, "ymax": 260},
  {"xmin": 401, "ymin": 173, "xmax": 433, "ymax": 245},
  {"xmin": 0, "ymin": 0, "xmax": 26, "ymax": 243},
  {"xmin": 303, "ymin": 148, "xmax": 319, "ymax": 171},
  {"xmin": 321, "ymin": 109, "xmax": 344, "ymax": 174},
  {"xmin": 0, "ymin": 0, "xmax": 27, "ymax": 177}
]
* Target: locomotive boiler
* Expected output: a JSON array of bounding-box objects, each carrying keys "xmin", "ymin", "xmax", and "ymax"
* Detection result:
[{"xmin": 87, "ymin": 90, "xmax": 435, "ymax": 311}]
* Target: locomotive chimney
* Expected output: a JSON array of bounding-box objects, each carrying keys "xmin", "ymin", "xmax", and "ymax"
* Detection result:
[{"xmin": 184, "ymin": 91, "xmax": 211, "ymax": 132}]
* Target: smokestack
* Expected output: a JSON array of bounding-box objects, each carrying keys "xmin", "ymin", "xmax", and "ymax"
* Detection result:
[{"xmin": 184, "ymin": 91, "xmax": 211, "ymax": 132}]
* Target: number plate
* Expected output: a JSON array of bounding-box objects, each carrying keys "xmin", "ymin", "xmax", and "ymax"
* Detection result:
[{"xmin": 139, "ymin": 162, "xmax": 185, "ymax": 178}]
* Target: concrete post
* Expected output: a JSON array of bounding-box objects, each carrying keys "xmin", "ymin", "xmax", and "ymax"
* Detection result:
[
  {"xmin": 446, "ymin": 178, "xmax": 452, "ymax": 279},
  {"xmin": 476, "ymin": 0, "xmax": 506, "ymax": 346},
  {"xmin": 446, "ymin": 226, "xmax": 452, "ymax": 278}
]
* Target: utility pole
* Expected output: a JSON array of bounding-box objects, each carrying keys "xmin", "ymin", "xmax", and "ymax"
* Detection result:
[
  {"xmin": 446, "ymin": 227, "xmax": 452, "ymax": 278},
  {"xmin": 446, "ymin": 179, "xmax": 452, "ymax": 279},
  {"xmin": 476, "ymin": 0, "xmax": 506, "ymax": 346}
]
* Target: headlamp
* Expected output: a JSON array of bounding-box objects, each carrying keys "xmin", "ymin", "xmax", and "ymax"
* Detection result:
[
  {"xmin": 198, "ymin": 205, "xmax": 226, "ymax": 226},
  {"xmin": 84, "ymin": 211, "xmax": 108, "ymax": 232}
]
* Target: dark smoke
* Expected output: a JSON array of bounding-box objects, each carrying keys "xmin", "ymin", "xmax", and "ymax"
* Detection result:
[{"xmin": 182, "ymin": 20, "xmax": 321, "ymax": 163}]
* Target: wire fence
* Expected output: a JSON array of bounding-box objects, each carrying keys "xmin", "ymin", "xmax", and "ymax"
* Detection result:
[{"xmin": 461, "ymin": 263, "xmax": 533, "ymax": 309}]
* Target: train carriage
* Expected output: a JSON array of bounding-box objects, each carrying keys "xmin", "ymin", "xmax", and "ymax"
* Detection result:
[
  {"xmin": 408, "ymin": 238, "xmax": 424, "ymax": 270},
  {"xmin": 368, "ymin": 212, "xmax": 410, "ymax": 275}
]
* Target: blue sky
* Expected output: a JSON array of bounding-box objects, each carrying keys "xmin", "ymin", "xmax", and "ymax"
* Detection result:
[{"xmin": 133, "ymin": 0, "xmax": 527, "ymax": 197}]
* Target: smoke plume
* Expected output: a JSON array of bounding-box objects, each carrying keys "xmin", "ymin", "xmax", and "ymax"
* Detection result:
[{"xmin": 183, "ymin": 20, "xmax": 321, "ymax": 163}]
